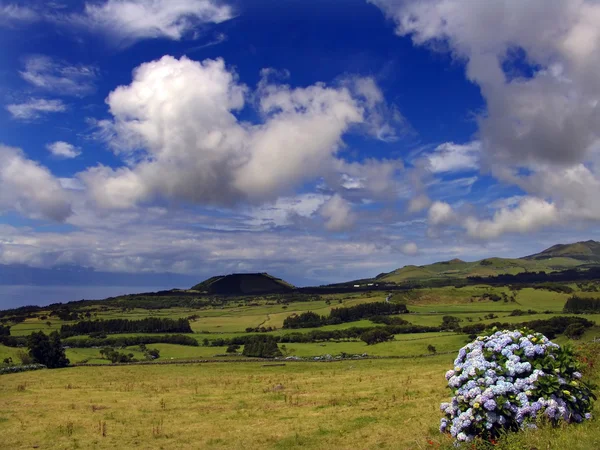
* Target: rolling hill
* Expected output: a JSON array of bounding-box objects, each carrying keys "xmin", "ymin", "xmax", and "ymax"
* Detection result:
[
  {"xmin": 377, "ymin": 240, "xmax": 600, "ymax": 284},
  {"xmin": 191, "ymin": 273, "xmax": 295, "ymax": 295},
  {"xmin": 523, "ymin": 240, "xmax": 600, "ymax": 261}
]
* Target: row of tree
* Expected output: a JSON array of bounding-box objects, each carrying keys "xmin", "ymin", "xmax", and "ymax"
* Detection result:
[
  {"xmin": 60, "ymin": 317, "xmax": 192, "ymax": 337},
  {"xmin": 204, "ymin": 315, "xmax": 594, "ymax": 348},
  {"xmin": 461, "ymin": 316, "xmax": 594, "ymax": 340},
  {"xmin": 0, "ymin": 325, "xmax": 10, "ymax": 336},
  {"xmin": 563, "ymin": 296, "xmax": 600, "ymax": 313},
  {"xmin": 282, "ymin": 302, "xmax": 408, "ymax": 329}
]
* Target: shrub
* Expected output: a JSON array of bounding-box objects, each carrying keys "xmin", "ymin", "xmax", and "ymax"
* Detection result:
[
  {"xmin": 360, "ymin": 328, "xmax": 394, "ymax": 345},
  {"xmin": 440, "ymin": 330, "xmax": 596, "ymax": 445},
  {"xmin": 242, "ymin": 336, "xmax": 282, "ymax": 358},
  {"xmin": 564, "ymin": 324, "xmax": 586, "ymax": 340},
  {"xmin": 226, "ymin": 344, "xmax": 240, "ymax": 353}
]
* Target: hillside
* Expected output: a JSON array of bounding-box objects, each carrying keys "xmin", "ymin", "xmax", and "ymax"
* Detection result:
[
  {"xmin": 523, "ymin": 240, "xmax": 600, "ymax": 261},
  {"xmin": 378, "ymin": 240, "xmax": 599, "ymax": 284},
  {"xmin": 191, "ymin": 273, "xmax": 294, "ymax": 295}
]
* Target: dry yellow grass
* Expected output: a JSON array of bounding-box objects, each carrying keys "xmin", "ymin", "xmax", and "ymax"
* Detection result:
[{"xmin": 0, "ymin": 357, "xmax": 452, "ymax": 449}]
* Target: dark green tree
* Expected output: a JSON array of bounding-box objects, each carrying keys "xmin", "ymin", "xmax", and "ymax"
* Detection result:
[
  {"xmin": 360, "ymin": 328, "xmax": 394, "ymax": 345},
  {"xmin": 27, "ymin": 331, "xmax": 70, "ymax": 368}
]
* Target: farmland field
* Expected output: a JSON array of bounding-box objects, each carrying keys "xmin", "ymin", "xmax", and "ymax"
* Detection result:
[
  {"xmin": 1, "ymin": 351, "xmax": 599, "ymax": 450},
  {"xmin": 2, "ymin": 281, "xmax": 600, "ymax": 449}
]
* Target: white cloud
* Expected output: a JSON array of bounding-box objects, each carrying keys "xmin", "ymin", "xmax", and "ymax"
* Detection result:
[
  {"xmin": 464, "ymin": 197, "xmax": 558, "ymax": 239},
  {"xmin": 82, "ymin": 55, "xmax": 392, "ymax": 213},
  {"xmin": 20, "ymin": 55, "xmax": 97, "ymax": 97},
  {"xmin": 70, "ymin": 0, "xmax": 234, "ymax": 46},
  {"xmin": 59, "ymin": 178, "xmax": 85, "ymax": 191},
  {"xmin": 427, "ymin": 141, "xmax": 480, "ymax": 173},
  {"xmin": 401, "ymin": 242, "xmax": 418, "ymax": 255},
  {"xmin": 46, "ymin": 141, "xmax": 81, "ymax": 159},
  {"xmin": 428, "ymin": 201, "xmax": 456, "ymax": 226},
  {"xmin": 334, "ymin": 158, "xmax": 404, "ymax": 199},
  {"xmin": 320, "ymin": 194, "xmax": 355, "ymax": 231},
  {"xmin": 370, "ymin": 0, "xmax": 600, "ymax": 236},
  {"xmin": 246, "ymin": 194, "xmax": 327, "ymax": 228},
  {"xmin": 408, "ymin": 194, "xmax": 431, "ymax": 213},
  {"xmin": 0, "ymin": 4, "xmax": 39, "ymax": 26},
  {"xmin": 0, "ymin": 145, "xmax": 72, "ymax": 221},
  {"xmin": 6, "ymin": 98, "xmax": 66, "ymax": 120}
]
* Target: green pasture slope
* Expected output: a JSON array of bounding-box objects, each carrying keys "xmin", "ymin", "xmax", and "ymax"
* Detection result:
[{"xmin": 377, "ymin": 239, "xmax": 600, "ymax": 284}]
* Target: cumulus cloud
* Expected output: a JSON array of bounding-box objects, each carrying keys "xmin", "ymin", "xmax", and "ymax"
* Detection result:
[
  {"xmin": 428, "ymin": 201, "xmax": 456, "ymax": 226},
  {"xmin": 0, "ymin": 145, "xmax": 72, "ymax": 221},
  {"xmin": 427, "ymin": 141, "xmax": 480, "ymax": 173},
  {"xmin": 20, "ymin": 55, "xmax": 97, "ymax": 96},
  {"xmin": 371, "ymin": 0, "xmax": 600, "ymax": 236},
  {"xmin": 320, "ymin": 194, "xmax": 355, "ymax": 231},
  {"xmin": 6, "ymin": 98, "xmax": 66, "ymax": 120},
  {"xmin": 408, "ymin": 194, "xmax": 431, "ymax": 213},
  {"xmin": 246, "ymin": 194, "xmax": 327, "ymax": 228},
  {"xmin": 47, "ymin": 141, "xmax": 81, "ymax": 159},
  {"xmin": 370, "ymin": 0, "xmax": 600, "ymax": 163},
  {"xmin": 69, "ymin": 0, "xmax": 234, "ymax": 46},
  {"xmin": 464, "ymin": 197, "xmax": 558, "ymax": 239},
  {"xmin": 334, "ymin": 158, "xmax": 404, "ymax": 199},
  {"xmin": 82, "ymin": 55, "xmax": 395, "ymax": 212},
  {"xmin": 401, "ymin": 242, "xmax": 418, "ymax": 255}
]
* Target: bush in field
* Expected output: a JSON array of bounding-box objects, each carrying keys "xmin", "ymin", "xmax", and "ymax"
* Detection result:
[
  {"xmin": 100, "ymin": 347, "xmax": 136, "ymax": 363},
  {"xmin": 440, "ymin": 330, "xmax": 596, "ymax": 444},
  {"xmin": 27, "ymin": 331, "xmax": 70, "ymax": 369},
  {"xmin": 360, "ymin": 328, "xmax": 394, "ymax": 345},
  {"xmin": 242, "ymin": 336, "xmax": 282, "ymax": 358},
  {"xmin": 226, "ymin": 344, "xmax": 240, "ymax": 353}
]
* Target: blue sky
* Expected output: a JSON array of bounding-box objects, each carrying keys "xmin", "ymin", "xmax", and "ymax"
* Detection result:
[{"xmin": 0, "ymin": 0, "xmax": 599, "ymax": 287}]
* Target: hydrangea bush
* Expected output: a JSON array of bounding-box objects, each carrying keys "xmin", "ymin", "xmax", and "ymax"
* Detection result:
[
  {"xmin": 0, "ymin": 364, "xmax": 46, "ymax": 375},
  {"xmin": 440, "ymin": 329, "xmax": 596, "ymax": 444}
]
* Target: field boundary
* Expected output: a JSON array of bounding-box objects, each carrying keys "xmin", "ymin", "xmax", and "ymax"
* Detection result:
[{"xmin": 70, "ymin": 351, "xmax": 456, "ymax": 368}]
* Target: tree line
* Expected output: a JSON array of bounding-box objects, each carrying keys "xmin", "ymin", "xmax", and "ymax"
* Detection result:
[
  {"xmin": 563, "ymin": 296, "xmax": 600, "ymax": 313},
  {"xmin": 460, "ymin": 316, "xmax": 594, "ymax": 339},
  {"xmin": 60, "ymin": 317, "xmax": 192, "ymax": 337},
  {"xmin": 0, "ymin": 333, "xmax": 198, "ymax": 349},
  {"xmin": 204, "ymin": 316, "xmax": 594, "ymax": 348},
  {"xmin": 282, "ymin": 302, "xmax": 408, "ymax": 329}
]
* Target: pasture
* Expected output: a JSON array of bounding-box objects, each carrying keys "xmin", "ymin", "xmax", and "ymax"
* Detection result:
[{"xmin": 1, "ymin": 349, "xmax": 599, "ymax": 450}]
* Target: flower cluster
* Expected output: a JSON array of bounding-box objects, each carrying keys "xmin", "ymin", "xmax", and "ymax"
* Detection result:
[
  {"xmin": 440, "ymin": 330, "xmax": 596, "ymax": 444},
  {"xmin": 0, "ymin": 363, "xmax": 46, "ymax": 375}
]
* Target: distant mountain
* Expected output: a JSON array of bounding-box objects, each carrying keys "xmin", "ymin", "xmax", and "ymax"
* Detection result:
[
  {"xmin": 192, "ymin": 273, "xmax": 295, "ymax": 295},
  {"xmin": 377, "ymin": 240, "xmax": 599, "ymax": 284},
  {"xmin": 523, "ymin": 240, "xmax": 600, "ymax": 262},
  {"xmin": 0, "ymin": 264, "xmax": 198, "ymax": 287}
]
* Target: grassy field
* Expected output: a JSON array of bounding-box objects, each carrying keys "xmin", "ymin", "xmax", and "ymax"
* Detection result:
[
  {"xmin": 1, "ymin": 349, "xmax": 599, "ymax": 450},
  {"xmin": 0, "ymin": 356, "xmax": 454, "ymax": 449}
]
